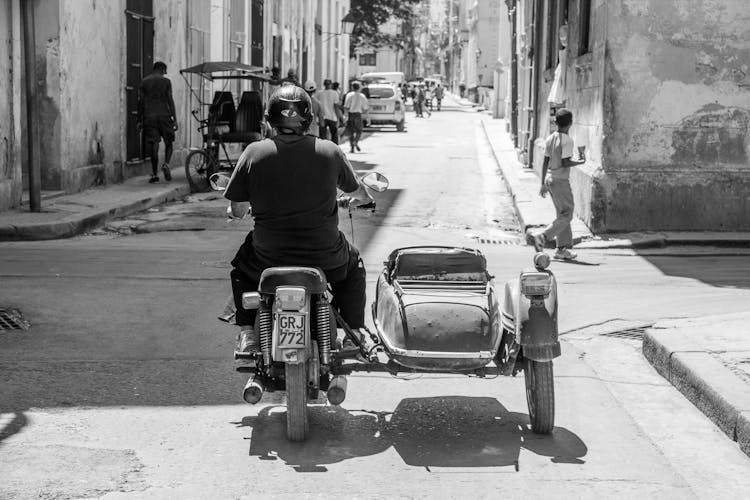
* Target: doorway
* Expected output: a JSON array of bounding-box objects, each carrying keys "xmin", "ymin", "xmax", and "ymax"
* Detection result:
[{"xmin": 125, "ymin": 0, "xmax": 154, "ymax": 162}]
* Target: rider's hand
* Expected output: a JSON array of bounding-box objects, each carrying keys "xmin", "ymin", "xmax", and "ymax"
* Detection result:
[
  {"xmin": 337, "ymin": 196, "xmax": 352, "ymax": 209},
  {"xmin": 539, "ymin": 184, "xmax": 549, "ymax": 198}
]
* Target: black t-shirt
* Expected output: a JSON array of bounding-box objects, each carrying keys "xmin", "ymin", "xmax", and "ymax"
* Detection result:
[{"xmin": 224, "ymin": 135, "xmax": 360, "ymax": 270}]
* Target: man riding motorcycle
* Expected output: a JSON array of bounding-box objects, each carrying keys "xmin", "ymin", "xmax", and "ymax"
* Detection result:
[{"xmin": 223, "ymin": 84, "xmax": 374, "ymax": 355}]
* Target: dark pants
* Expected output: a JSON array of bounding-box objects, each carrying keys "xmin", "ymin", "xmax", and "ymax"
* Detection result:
[
  {"xmin": 346, "ymin": 113, "xmax": 363, "ymax": 150},
  {"xmin": 143, "ymin": 115, "xmax": 175, "ymax": 175},
  {"xmin": 323, "ymin": 119, "xmax": 339, "ymax": 144},
  {"xmin": 230, "ymin": 233, "xmax": 367, "ymax": 328}
]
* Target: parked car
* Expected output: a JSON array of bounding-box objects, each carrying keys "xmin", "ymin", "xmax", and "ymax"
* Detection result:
[
  {"xmin": 365, "ymin": 83, "xmax": 406, "ymax": 132},
  {"xmin": 361, "ymin": 71, "xmax": 406, "ymax": 86}
]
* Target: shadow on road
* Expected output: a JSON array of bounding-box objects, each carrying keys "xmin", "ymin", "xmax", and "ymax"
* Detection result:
[
  {"xmin": 635, "ymin": 253, "xmax": 750, "ymax": 289},
  {"xmin": 238, "ymin": 396, "xmax": 587, "ymax": 472},
  {"xmin": 0, "ymin": 408, "xmax": 28, "ymax": 447}
]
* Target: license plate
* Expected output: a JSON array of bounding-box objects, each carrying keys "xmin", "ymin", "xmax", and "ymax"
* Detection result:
[
  {"xmin": 275, "ymin": 312, "xmax": 307, "ymax": 349},
  {"xmin": 371, "ymin": 105, "xmax": 385, "ymax": 111}
]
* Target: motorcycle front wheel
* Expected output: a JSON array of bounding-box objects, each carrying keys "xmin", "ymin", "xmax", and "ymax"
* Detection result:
[
  {"xmin": 524, "ymin": 359, "xmax": 555, "ymax": 434},
  {"xmin": 285, "ymin": 361, "xmax": 309, "ymax": 441}
]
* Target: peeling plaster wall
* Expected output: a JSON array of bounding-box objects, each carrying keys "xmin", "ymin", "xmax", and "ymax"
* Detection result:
[
  {"xmin": 153, "ymin": 0, "xmax": 190, "ymax": 165},
  {"xmin": 599, "ymin": 0, "xmax": 750, "ymax": 230},
  {"xmin": 58, "ymin": 0, "xmax": 123, "ymax": 192},
  {"xmin": 34, "ymin": 0, "xmax": 62, "ymax": 190},
  {"xmin": 0, "ymin": 0, "xmax": 23, "ymax": 210}
]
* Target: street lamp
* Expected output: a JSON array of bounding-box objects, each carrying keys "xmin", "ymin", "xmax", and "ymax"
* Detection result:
[
  {"xmin": 341, "ymin": 11, "xmax": 359, "ymax": 35},
  {"xmin": 322, "ymin": 11, "xmax": 360, "ymax": 40}
]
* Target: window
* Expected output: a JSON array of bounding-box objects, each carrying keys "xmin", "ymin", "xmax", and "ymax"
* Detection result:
[
  {"xmin": 359, "ymin": 53, "xmax": 377, "ymax": 67},
  {"xmin": 578, "ymin": 0, "xmax": 591, "ymax": 56},
  {"xmin": 251, "ymin": 0, "xmax": 263, "ymax": 67},
  {"xmin": 367, "ymin": 87, "xmax": 395, "ymax": 99},
  {"xmin": 546, "ymin": 1, "xmax": 558, "ymax": 70}
]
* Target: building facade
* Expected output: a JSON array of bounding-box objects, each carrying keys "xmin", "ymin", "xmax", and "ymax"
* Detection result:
[
  {"xmin": 506, "ymin": 0, "xmax": 750, "ymax": 231},
  {"xmin": 0, "ymin": 0, "xmax": 350, "ymax": 212}
]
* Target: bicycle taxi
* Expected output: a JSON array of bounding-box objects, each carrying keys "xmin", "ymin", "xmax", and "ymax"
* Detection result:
[{"xmin": 179, "ymin": 61, "xmax": 270, "ymax": 192}]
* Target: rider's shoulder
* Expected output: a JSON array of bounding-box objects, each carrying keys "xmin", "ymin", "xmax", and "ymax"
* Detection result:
[{"xmin": 313, "ymin": 137, "xmax": 344, "ymax": 156}]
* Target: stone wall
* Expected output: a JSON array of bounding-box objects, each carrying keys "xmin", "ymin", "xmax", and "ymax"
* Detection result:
[
  {"xmin": 531, "ymin": 0, "xmax": 750, "ymax": 231},
  {"xmin": 0, "ymin": 0, "xmax": 22, "ymax": 210},
  {"xmin": 58, "ymin": 0, "xmax": 124, "ymax": 192}
]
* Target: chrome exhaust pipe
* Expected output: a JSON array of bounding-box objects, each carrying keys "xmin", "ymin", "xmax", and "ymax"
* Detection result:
[
  {"xmin": 242, "ymin": 375, "xmax": 264, "ymax": 404},
  {"xmin": 327, "ymin": 375, "xmax": 347, "ymax": 405}
]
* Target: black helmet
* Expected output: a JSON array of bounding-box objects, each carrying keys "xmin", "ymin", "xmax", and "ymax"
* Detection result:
[{"xmin": 266, "ymin": 85, "xmax": 312, "ymax": 134}]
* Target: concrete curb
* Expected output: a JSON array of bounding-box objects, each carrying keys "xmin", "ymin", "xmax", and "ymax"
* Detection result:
[
  {"xmin": 643, "ymin": 328, "xmax": 750, "ymax": 458},
  {"xmin": 0, "ymin": 184, "xmax": 191, "ymax": 241}
]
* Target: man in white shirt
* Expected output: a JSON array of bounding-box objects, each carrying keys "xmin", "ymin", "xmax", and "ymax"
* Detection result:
[
  {"xmin": 343, "ymin": 81, "xmax": 369, "ymax": 153},
  {"xmin": 317, "ymin": 79, "xmax": 343, "ymax": 144}
]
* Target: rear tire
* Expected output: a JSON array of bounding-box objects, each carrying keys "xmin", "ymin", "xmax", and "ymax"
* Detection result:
[
  {"xmin": 524, "ymin": 359, "xmax": 555, "ymax": 434},
  {"xmin": 184, "ymin": 149, "xmax": 216, "ymax": 193},
  {"xmin": 285, "ymin": 361, "xmax": 309, "ymax": 441}
]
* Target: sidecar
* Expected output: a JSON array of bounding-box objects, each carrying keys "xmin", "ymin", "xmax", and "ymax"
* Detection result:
[{"xmin": 372, "ymin": 246, "xmax": 502, "ymax": 371}]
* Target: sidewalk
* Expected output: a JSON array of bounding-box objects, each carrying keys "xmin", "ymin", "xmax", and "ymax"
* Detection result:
[
  {"xmin": 480, "ymin": 118, "xmax": 750, "ymax": 249},
  {"xmin": 444, "ymin": 91, "xmax": 477, "ymax": 108},
  {"xmin": 0, "ymin": 168, "xmax": 190, "ymax": 241},
  {"xmin": 643, "ymin": 313, "xmax": 750, "ymax": 458}
]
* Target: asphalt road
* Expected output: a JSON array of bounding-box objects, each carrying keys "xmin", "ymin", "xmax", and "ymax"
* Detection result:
[{"xmin": 2, "ymin": 104, "xmax": 750, "ymax": 499}]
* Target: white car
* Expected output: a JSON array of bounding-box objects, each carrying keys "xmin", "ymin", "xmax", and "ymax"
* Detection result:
[{"xmin": 364, "ymin": 83, "xmax": 406, "ymax": 132}]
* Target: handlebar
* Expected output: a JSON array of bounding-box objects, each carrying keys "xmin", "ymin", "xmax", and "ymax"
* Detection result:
[{"xmin": 337, "ymin": 197, "xmax": 376, "ymax": 212}]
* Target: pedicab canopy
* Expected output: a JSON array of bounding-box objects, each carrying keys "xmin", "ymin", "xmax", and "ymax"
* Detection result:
[{"xmin": 179, "ymin": 61, "xmax": 270, "ymax": 81}]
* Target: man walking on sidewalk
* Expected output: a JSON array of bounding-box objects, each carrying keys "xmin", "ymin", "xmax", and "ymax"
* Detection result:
[
  {"xmin": 138, "ymin": 61, "xmax": 177, "ymax": 183},
  {"xmin": 318, "ymin": 79, "xmax": 342, "ymax": 144},
  {"xmin": 343, "ymin": 81, "xmax": 369, "ymax": 153},
  {"xmin": 532, "ymin": 108, "xmax": 586, "ymax": 260}
]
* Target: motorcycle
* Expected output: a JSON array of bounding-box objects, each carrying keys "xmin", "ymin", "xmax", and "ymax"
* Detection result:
[{"xmin": 211, "ymin": 172, "xmax": 560, "ymax": 441}]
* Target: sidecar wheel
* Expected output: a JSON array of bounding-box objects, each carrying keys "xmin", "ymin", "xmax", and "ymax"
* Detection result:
[
  {"xmin": 285, "ymin": 361, "xmax": 309, "ymax": 441},
  {"xmin": 524, "ymin": 359, "xmax": 555, "ymax": 434}
]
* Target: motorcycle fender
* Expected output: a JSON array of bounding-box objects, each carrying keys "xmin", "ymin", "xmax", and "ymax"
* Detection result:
[{"xmin": 505, "ymin": 273, "xmax": 560, "ymax": 362}]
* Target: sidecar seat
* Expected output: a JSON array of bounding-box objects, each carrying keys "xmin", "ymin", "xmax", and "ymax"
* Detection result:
[{"xmin": 374, "ymin": 247, "xmax": 501, "ymax": 371}]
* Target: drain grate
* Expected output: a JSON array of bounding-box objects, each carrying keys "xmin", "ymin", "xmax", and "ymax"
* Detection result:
[
  {"xmin": 477, "ymin": 237, "xmax": 523, "ymax": 246},
  {"xmin": 0, "ymin": 309, "xmax": 30, "ymax": 331},
  {"xmin": 600, "ymin": 325, "xmax": 650, "ymax": 340}
]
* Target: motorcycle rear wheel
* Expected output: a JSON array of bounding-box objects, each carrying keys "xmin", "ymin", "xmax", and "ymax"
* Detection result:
[
  {"xmin": 285, "ymin": 361, "xmax": 309, "ymax": 441},
  {"xmin": 524, "ymin": 359, "xmax": 555, "ymax": 434}
]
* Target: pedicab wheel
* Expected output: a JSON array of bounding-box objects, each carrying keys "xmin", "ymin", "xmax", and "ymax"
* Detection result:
[
  {"xmin": 184, "ymin": 149, "xmax": 217, "ymax": 193},
  {"xmin": 285, "ymin": 361, "xmax": 309, "ymax": 441},
  {"xmin": 524, "ymin": 359, "xmax": 555, "ymax": 434}
]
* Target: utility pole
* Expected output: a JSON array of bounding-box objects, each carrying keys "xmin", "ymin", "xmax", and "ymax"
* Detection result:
[
  {"xmin": 447, "ymin": 0, "xmax": 453, "ymax": 92},
  {"xmin": 21, "ymin": 0, "xmax": 41, "ymax": 212}
]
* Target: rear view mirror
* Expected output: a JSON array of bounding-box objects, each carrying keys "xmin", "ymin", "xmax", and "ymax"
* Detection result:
[
  {"xmin": 209, "ymin": 173, "xmax": 231, "ymax": 191},
  {"xmin": 361, "ymin": 172, "xmax": 389, "ymax": 192}
]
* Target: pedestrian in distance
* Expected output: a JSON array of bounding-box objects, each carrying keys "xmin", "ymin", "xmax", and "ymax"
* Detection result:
[
  {"xmin": 531, "ymin": 108, "xmax": 586, "ymax": 260},
  {"xmin": 434, "ymin": 84, "xmax": 444, "ymax": 111},
  {"xmin": 137, "ymin": 61, "xmax": 177, "ymax": 183},
  {"xmin": 424, "ymin": 86, "xmax": 433, "ymax": 112},
  {"xmin": 318, "ymin": 79, "xmax": 343, "ymax": 144},
  {"xmin": 413, "ymin": 86, "xmax": 423, "ymax": 117},
  {"xmin": 281, "ymin": 68, "xmax": 300, "ymax": 86},
  {"xmin": 303, "ymin": 80, "xmax": 325, "ymax": 138},
  {"xmin": 343, "ymin": 81, "xmax": 369, "ymax": 154}
]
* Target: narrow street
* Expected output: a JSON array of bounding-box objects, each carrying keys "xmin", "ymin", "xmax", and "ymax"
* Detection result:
[{"xmin": 2, "ymin": 104, "xmax": 750, "ymax": 499}]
